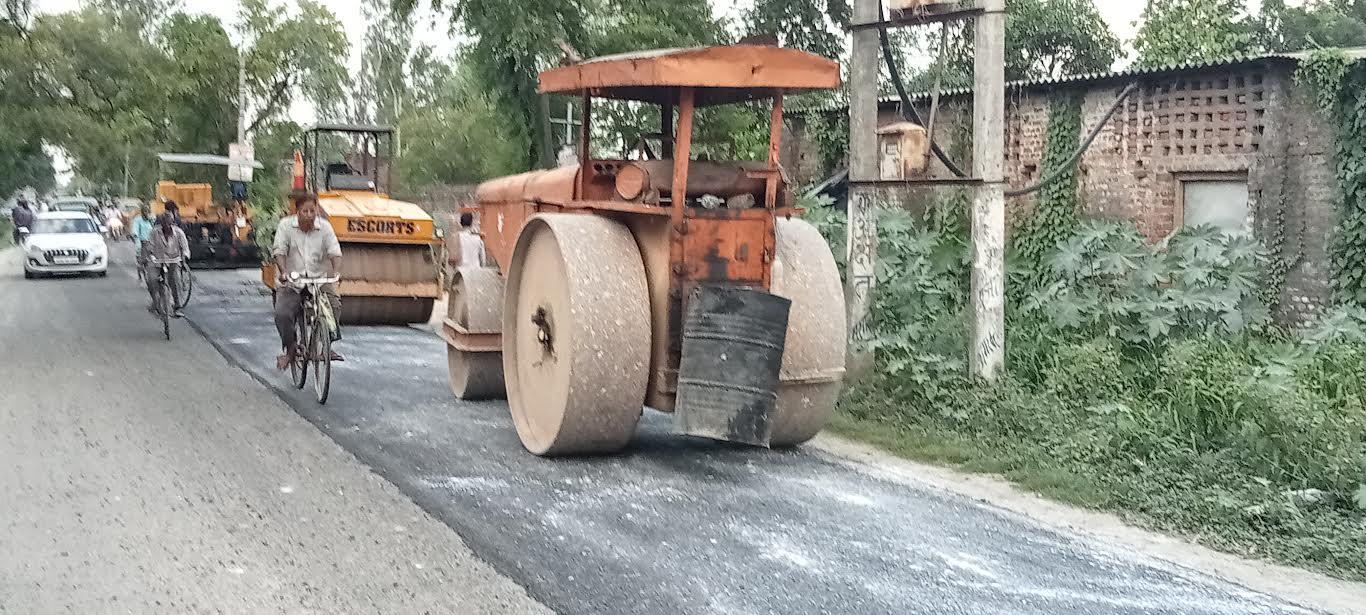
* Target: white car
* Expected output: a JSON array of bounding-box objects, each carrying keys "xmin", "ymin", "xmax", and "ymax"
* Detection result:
[{"xmin": 21, "ymin": 212, "xmax": 109, "ymax": 279}]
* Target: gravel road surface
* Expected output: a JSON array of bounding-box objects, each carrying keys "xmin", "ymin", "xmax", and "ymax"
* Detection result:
[
  {"xmin": 164, "ymin": 248, "xmax": 1322, "ymax": 615},
  {"xmin": 0, "ymin": 246, "xmax": 551, "ymax": 614}
]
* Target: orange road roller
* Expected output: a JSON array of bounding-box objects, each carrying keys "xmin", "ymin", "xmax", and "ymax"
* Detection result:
[{"xmin": 442, "ymin": 45, "xmax": 847, "ymax": 456}]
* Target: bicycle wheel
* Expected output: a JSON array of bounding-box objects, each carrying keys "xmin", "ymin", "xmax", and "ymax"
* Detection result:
[
  {"xmin": 311, "ymin": 317, "xmax": 332, "ymax": 404},
  {"xmin": 290, "ymin": 314, "xmax": 308, "ymax": 389},
  {"xmin": 176, "ymin": 265, "xmax": 193, "ymax": 309},
  {"xmin": 159, "ymin": 281, "xmax": 171, "ymax": 340}
]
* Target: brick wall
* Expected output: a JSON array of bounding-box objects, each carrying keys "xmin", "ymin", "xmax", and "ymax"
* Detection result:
[{"xmin": 785, "ymin": 60, "xmax": 1340, "ymax": 323}]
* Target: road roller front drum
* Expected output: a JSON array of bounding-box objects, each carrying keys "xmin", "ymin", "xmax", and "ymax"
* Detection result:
[{"xmin": 502, "ymin": 214, "xmax": 651, "ymax": 456}]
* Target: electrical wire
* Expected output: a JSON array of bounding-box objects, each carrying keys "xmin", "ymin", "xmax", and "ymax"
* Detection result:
[
  {"xmin": 872, "ymin": 1, "xmax": 1139, "ymax": 197},
  {"xmin": 1002, "ymin": 82, "xmax": 1137, "ymax": 197},
  {"xmin": 878, "ymin": 22, "xmax": 969, "ymax": 178}
]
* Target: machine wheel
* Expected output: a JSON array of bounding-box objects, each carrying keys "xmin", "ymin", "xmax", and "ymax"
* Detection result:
[
  {"xmin": 502, "ymin": 214, "xmax": 650, "ymax": 456},
  {"xmin": 446, "ymin": 267, "xmax": 506, "ymax": 400},
  {"xmin": 768, "ymin": 217, "xmax": 847, "ymax": 447},
  {"xmin": 290, "ymin": 315, "xmax": 308, "ymax": 389},
  {"xmin": 159, "ymin": 285, "xmax": 172, "ymax": 341},
  {"xmin": 311, "ymin": 321, "xmax": 332, "ymax": 404},
  {"xmin": 175, "ymin": 264, "xmax": 193, "ymax": 308}
]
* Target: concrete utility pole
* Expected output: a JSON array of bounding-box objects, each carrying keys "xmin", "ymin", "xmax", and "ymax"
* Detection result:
[
  {"xmin": 969, "ymin": 0, "xmax": 1006, "ymax": 380},
  {"xmin": 237, "ymin": 54, "xmax": 248, "ymax": 143},
  {"xmin": 846, "ymin": 0, "xmax": 881, "ymax": 352}
]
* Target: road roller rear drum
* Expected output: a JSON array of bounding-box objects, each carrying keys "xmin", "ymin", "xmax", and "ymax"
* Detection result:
[{"xmin": 445, "ymin": 267, "xmax": 506, "ymax": 400}]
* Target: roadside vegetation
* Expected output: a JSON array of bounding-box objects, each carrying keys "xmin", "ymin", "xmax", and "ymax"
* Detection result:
[
  {"xmin": 807, "ymin": 198, "xmax": 1366, "ymax": 581},
  {"xmin": 803, "ymin": 48, "xmax": 1366, "ymax": 580}
]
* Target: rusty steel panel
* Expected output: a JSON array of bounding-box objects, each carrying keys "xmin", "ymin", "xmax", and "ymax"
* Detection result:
[
  {"xmin": 681, "ymin": 217, "xmax": 770, "ymax": 287},
  {"xmin": 539, "ymin": 45, "xmax": 840, "ymax": 106},
  {"xmin": 477, "ymin": 201, "xmax": 546, "ymax": 276},
  {"xmin": 475, "ymin": 166, "xmax": 577, "ymax": 206}
]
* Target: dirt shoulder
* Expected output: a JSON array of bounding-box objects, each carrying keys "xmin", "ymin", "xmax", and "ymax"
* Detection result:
[{"xmin": 810, "ymin": 433, "xmax": 1366, "ymax": 615}]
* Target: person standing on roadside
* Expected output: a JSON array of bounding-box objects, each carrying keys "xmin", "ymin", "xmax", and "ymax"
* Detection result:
[
  {"xmin": 10, "ymin": 197, "xmax": 34, "ymax": 243},
  {"xmin": 447, "ymin": 212, "xmax": 486, "ymax": 268}
]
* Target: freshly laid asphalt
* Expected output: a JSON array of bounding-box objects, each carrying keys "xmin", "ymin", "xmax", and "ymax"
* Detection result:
[{"xmin": 171, "ymin": 254, "xmax": 1317, "ymax": 615}]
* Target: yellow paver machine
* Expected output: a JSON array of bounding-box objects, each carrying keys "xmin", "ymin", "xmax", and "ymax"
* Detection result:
[{"xmin": 263, "ymin": 124, "xmax": 442, "ymax": 324}]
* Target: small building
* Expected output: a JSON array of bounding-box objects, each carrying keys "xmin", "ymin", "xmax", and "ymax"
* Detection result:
[{"xmin": 785, "ymin": 50, "xmax": 1366, "ymax": 324}]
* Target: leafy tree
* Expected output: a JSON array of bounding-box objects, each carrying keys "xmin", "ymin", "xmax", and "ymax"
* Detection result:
[
  {"xmin": 0, "ymin": 0, "xmax": 49, "ymax": 197},
  {"xmin": 1133, "ymin": 0, "xmax": 1258, "ymax": 67},
  {"xmin": 82, "ymin": 0, "xmax": 180, "ymax": 37},
  {"xmin": 3, "ymin": 0, "xmax": 31, "ymax": 32},
  {"xmin": 238, "ymin": 0, "xmax": 349, "ymax": 133},
  {"xmin": 356, "ymin": 0, "xmax": 415, "ymax": 127},
  {"xmin": 26, "ymin": 8, "xmax": 174, "ymax": 193},
  {"xmin": 405, "ymin": 0, "xmax": 769, "ymax": 169},
  {"xmin": 743, "ymin": 0, "xmax": 850, "ymax": 59},
  {"xmin": 0, "ymin": 135, "xmax": 54, "ymax": 198},
  {"xmin": 1006, "ymin": 0, "xmax": 1120, "ymax": 79},
  {"xmin": 396, "ymin": 0, "xmax": 589, "ymax": 169},
  {"xmin": 885, "ymin": 0, "xmax": 1120, "ymax": 95},
  {"xmin": 1258, "ymin": 0, "xmax": 1366, "ymax": 51},
  {"xmin": 395, "ymin": 62, "xmax": 525, "ymax": 190},
  {"xmin": 160, "ymin": 14, "xmax": 237, "ymax": 154}
]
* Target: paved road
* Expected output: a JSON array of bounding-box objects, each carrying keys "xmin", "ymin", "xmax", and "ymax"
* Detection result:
[
  {"xmin": 0, "ymin": 246, "xmax": 551, "ymax": 614},
  {"xmin": 169, "ymin": 251, "xmax": 1316, "ymax": 615}
]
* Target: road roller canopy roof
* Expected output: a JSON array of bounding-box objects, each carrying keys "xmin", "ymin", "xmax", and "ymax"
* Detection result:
[
  {"xmin": 538, "ymin": 45, "xmax": 841, "ymax": 106},
  {"xmin": 319, "ymin": 190, "xmax": 430, "ymax": 222}
]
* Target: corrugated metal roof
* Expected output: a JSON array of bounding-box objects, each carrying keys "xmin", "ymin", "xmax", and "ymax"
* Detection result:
[{"xmin": 793, "ymin": 47, "xmax": 1366, "ymax": 111}]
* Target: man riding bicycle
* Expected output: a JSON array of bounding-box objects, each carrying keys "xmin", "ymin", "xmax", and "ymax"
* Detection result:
[
  {"xmin": 272, "ymin": 192, "xmax": 343, "ymax": 370},
  {"xmin": 143, "ymin": 213, "xmax": 190, "ymax": 318}
]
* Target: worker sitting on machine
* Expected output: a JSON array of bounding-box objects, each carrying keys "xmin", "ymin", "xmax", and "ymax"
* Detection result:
[{"xmin": 272, "ymin": 192, "xmax": 344, "ymax": 369}]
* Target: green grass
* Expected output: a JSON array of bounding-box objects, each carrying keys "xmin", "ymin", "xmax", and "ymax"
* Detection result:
[
  {"xmin": 831, "ymin": 347, "xmax": 1366, "ymax": 583},
  {"xmin": 829, "ymin": 412, "xmax": 1114, "ymax": 509}
]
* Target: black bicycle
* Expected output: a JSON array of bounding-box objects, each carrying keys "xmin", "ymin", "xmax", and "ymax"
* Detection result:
[
  {"xmin": 285, "ymin": 273, "xmax": 341, "ymax": 404},
  {"xmin": 150, "ymin": 256, "xmax": 183, "ymax": 340},
  {"xmin": 175, "ymin": 262, "xmax": 193, "ymax": 309}
]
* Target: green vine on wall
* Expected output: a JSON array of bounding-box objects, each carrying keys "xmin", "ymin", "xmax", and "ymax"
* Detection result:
[
  {"xmin": 802, "ymin": 108, "xmax": 850, "ymax": 174},
  {"xmin": 1011, "ymin": 93, "xmax": 1084, "ymax": 288},
  {"xmin": 1298, "ymin": 49, "xmax": 1366, "ymax": 305}
]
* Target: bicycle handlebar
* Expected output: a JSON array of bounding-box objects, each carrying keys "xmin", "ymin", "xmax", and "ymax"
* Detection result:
[
  {"xmin": 284, "ymin": 273, "xmax": 340, "ymax": 287},
  {"xmin": 151, "ymin": 257, "xmax": 184, "ymax": 265}
]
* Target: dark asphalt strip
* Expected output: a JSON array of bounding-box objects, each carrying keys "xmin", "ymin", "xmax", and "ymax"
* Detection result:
[{"xmin": 180, "ymin": 272, "xmax": 1314, "ymax": 615}]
